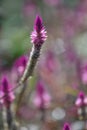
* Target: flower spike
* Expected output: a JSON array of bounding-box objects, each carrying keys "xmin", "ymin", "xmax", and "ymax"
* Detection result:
[{"xmin": 31, "ymin": 15, "xmax": 47, "ymax": 47}]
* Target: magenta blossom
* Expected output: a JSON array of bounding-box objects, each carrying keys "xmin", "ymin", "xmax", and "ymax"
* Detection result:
[
  {"xmin": 0, "ymin": 76, "xmax": 15, "ymax": 107},
  {"xmin": 33, "ymin": 81, "xmax": 51, "ymax": 109},
  {"xmin": 75, "ymin": 92, "xmax": 87, "ymax": 107},
  {"xmin": 31, "ymin": 15, "xmax": 47, "ymax": 47},
  {"xmin": 63, "ymin": 123, "xmax": 71, "ymax": 130}
]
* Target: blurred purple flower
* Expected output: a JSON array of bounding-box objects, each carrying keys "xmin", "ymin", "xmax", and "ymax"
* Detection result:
[
  {"xmin": 63, "ymin": 123, "xmax": 71, "ymax": 130},
  {"xmin": 33, "ymin": 80, "xmax": 51, "ymax": 109},
  {"xmin": 31, "ymin": 15, "xmax": 47, "ymax": 47},
  {"xmin": 13, "ymin": 55, "xmax": 28, "ymax": 77},
  {"xmin": 0, "ymin": 76, "xmax": 15, "ymax": 107},
  {"xmin": 75, "ymin": 92, "xmax": 87, "ymax": 107}
]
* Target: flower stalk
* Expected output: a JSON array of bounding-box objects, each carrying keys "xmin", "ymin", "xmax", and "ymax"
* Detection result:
[{"xmin": 16, "ymin": 15, "xmax": 47, "ymax": 112}]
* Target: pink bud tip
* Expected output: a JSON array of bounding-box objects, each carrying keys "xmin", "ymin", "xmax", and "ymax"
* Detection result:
[{"xmin": 34, "ymin": 15, "xmax": 43, "ymax": 33}]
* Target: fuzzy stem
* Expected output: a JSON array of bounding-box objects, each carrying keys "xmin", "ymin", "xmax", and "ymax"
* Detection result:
[
  {"xmin": 19, "ymin": 45, "xmax": 41, "ymax": 84},
  {"xmin": 16, "ymin": 45, "xmax": 41, "ymax": 112}
]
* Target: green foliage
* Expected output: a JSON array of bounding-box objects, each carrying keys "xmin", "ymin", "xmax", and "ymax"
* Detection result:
[{"xmin": 1, "ymin": 28, "xmax": 31, "ymax": 67}]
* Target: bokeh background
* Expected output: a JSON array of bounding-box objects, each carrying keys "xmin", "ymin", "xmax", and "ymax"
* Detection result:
[{"xmin": 1, "ymin": 0, "xmax": 87, "ymax": 130}]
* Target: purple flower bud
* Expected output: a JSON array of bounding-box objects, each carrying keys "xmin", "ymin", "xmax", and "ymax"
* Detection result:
[
  {"xmin": 1, "ymin": 76, "xmax": 15, "ymax": 107},
  {"xmin": 31, "ymin": 15, "xmax": 47, "ymax": 47},
  {"xmin": 63, "ymin": 123, "xmax": 71, "ymax": 130}
]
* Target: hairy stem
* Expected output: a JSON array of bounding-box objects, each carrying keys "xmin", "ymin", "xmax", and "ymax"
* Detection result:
[
  {"xmin": 16, "ymin": 45, "xmax": 41, "ymax": 112},
  {"xmin": 19, "ymin": 45, "xmax": 41, "ymax": 84}
]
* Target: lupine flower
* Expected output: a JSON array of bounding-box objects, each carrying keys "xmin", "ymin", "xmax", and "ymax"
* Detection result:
[
  {"xmin": 31, "ymin": 15, "xmax": 47, "ymax": 47},
  {"xmin": 63, "ymin": 123, "xmax": 71, "ymax": 130},
  {"xmin": 33, "ymin": 81, "xmax": 51, "ymax": 109},
  {"xmin": 1, "ymin": 76, "xmax": 15, "ymax": 107}
]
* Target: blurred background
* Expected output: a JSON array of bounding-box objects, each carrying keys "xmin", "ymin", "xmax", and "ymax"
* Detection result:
[{"xmin": 1, "ymin": 0, "xmax": 87, "ymax": 130}]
